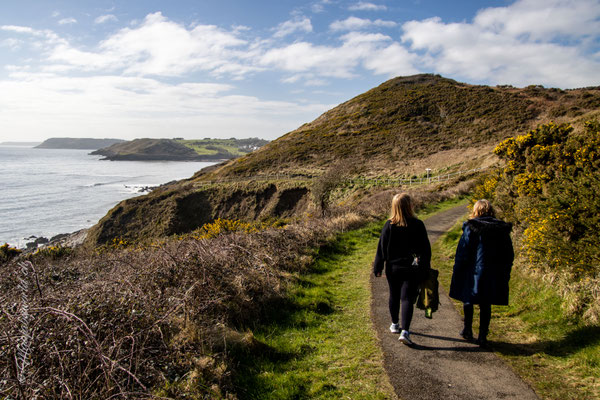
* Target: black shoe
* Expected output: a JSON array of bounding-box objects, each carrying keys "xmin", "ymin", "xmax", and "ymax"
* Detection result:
[
  {"xmin": 475, "ymin": 336, "xmax": 488, "ymax": 347},
  {"xmin": 460, "ymin": 328, "xmax": 474, "ymax": 341}
]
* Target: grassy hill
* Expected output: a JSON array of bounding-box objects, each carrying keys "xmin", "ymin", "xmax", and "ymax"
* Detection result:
[
  {"xmin": 85, "ymin": 74, "xmax": 600, "ymax": 245},
  {"xmin": 200, "ymin": 74, "xmax": 600, "ymax": 180},
  {"xmin": 178, "ymin": 138, "xmax": 269, "ymax": 158},
  {"xmin": 92, "ymin": 138, "xmax": 269, "ymax": 161}
]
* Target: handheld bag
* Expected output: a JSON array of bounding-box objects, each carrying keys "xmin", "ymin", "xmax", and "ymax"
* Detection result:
[{"xmin": 417, "ymin": 268, "xmax": 440, "ymax": 318}]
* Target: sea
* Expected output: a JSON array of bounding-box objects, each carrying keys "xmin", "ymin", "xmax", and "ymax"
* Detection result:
[{"xmin": 1, "ymin": 145, "xmax": 216, "ymax": 247}]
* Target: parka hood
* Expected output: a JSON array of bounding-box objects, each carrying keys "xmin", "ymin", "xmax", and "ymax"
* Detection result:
[{"xmin": 465, "ymin": 216, "xmax": 512, "ymax": 235}]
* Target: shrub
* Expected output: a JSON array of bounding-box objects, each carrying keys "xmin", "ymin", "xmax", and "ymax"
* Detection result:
[
  {"xmin": 475, "ymin": 120, "xmax": 600, "ymax": 322},
  {"xmin": 31, "ymin": 245, "xmax": 73, "ymax": 260},
  {"xmin": 0, "ymin": 209, "xmax": 368, "ymax": 399},
  {"xmin": 0, "ymin": 243, "xmax": 21, "ymax": 262},
  {"xmin": 188, "ymin": 218, "xmax": 283, "ymax": 240}
]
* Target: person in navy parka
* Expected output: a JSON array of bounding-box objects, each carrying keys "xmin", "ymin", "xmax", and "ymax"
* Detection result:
[{"xmin": 449, "ymin": 199, "xmax": 514, "ymax": 346}]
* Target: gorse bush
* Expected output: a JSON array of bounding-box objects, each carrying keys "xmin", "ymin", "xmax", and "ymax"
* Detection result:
[
  {"xmin": 0, "ymin": 243, "xmax": 21, "ymax": 262},
  {"xmin": 189, "ymin": 218, "xmax": 283, "ymax": 240},
  {"xmin": 31, "ymin": 245, "xmax": 73, "ymax": 260},
  {"xmin": 478, "ymin": 120, "xmax": 600, "ymax": 322}
]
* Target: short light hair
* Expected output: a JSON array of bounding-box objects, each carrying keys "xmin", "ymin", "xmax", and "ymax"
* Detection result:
[
  {"xmin": 390, "ymin": 193, "xmax": 415, "ymax": 227},
  {"xmin": 470, "ymin": 199, "xmax": 495, "ymax": 219}
]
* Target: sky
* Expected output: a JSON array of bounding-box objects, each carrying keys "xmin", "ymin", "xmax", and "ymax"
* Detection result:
[{"xmin": 1, "ymin": 0, "xmax": 599, "ymax": 142}]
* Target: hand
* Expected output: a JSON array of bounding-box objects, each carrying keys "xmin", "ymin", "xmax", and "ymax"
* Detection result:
[{"xmin": 374, "ymin": 271, "xmax": 382, "ymax": 277}]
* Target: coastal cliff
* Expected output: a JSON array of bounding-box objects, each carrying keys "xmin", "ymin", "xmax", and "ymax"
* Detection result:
[
  {"xmin": 91, "ymin": 137, "xmax": 269, "ymax": 161},
  {"xmin": 91, "ymin": 138, "xmax": 207, "ymax": 161},
  {"xmin": 36, "ymin": 137, "xmax": 125, "ymax": 149}
]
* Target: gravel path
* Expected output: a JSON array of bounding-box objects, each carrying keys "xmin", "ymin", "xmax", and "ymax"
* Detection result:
[{"xmin": 370, "ymin": 205, "xmax": 539, "ymax": 400}]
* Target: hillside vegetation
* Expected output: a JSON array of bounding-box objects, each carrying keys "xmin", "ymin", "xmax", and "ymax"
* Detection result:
[
  {"xmin": 91, "ymin": 137, "xmax": 268, "ymax": 161},
  {"xmin": 87, "ymin": 74, "xmax": 600, "ymax": 246},
  {"xmin": 201, "ymin": 74, "xmax": 600, "ymax": 179}
]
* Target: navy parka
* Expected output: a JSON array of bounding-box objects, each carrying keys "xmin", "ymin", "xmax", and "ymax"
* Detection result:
[{"xmin": 449, "ymin": 216, "xmax": 514, "ymax": 305}]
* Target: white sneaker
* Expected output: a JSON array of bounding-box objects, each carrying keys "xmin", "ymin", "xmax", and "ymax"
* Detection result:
[
  {"xmin": 389, "ymin": 323, "xmax": 401, "ymax": 333},
  {"xmin": 399, "ymin": 330, "xmax": 414, "ymax": 345}
]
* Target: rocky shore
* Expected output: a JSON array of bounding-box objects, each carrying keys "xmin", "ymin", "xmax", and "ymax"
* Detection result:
[{"xmin": 23, "ymin": 229, "xmax": 88, "ymax": 251}]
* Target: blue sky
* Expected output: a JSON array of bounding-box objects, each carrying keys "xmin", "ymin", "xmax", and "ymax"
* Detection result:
[{"xmin": 1, "ymin": 0, "xmax": 599, "ymax": 142}]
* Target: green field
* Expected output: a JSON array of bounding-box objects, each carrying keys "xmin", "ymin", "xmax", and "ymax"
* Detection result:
[{"xmin": 177, "ymin": 138, "xmax": 268, "ymax": 157}]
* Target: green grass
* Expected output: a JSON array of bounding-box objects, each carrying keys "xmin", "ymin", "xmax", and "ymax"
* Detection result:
[
  {"xmin": 178, "ymin": 139, "xmax": 242, "ymax": 156},
  {"xmin": 417, "ymin": 195, "xmax": 468, "ymax": 220},
  {"xmin": 231, "ymin": 221, "xmax": 394, "ymax": 399},
  {"xmin": 177, "ymin": 138, "xmax": 268, "ymax": 157},
  {"xmin": 432, "ymin": 223, "xmax": 600, "ymax": 400}
]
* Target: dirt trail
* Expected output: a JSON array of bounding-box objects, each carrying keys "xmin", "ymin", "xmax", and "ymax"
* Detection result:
[{"xmin": 370, "ymin": 205, "xmax": 539, "ymax": 400}]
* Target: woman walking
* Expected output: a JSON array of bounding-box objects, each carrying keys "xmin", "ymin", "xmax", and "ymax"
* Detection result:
[
  {"xmin": 373, "ymin": 193, "xmax": 431, "ymax": 345},
  {"xmin": 449, "ymin": 199, "xmax": 514, "ymax": 347}
]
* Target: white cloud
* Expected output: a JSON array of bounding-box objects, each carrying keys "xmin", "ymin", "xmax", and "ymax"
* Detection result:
[
  {"xmin": 401, "ymin": 0, "xmax": 600, "ymax": 87},
  {"xmin": 311, "ymin": 0, "xmax": 332, "ymax": 13},
  {"xmin": 330, "ymin": 16, "xmax": 397, "ymax": 31},
  {"xmin": 1, "ymin": 25, "xmax": 36, "ymax": 34},
  {"xmin": 349, "ymin": 2, "xmax": 387, "ymax": 11},
  {"xmin": 51, "ymin": 11, "xmax": 60, "ymax": 18},
  {"xmin": 47, "ymin": 12, "xmax": 258, "ymax": 78},
  {"xmin": 58, "ymin": 18, "xmax": 77, "ymax": 25},
  {"xmin": 260, "ymin": 32, "xmax": 414, "ymax": 81},
  {"xmin": 340, "ymin": 31, "xmax": 392, "ymax": 44},
  {"xmin": 261, "ymin": 42, "xmax": 358, "ymax": 78},
  {"xmin": 273, "ymin": 16, "xmax": 313, "ymax": 38},
  {"xmin": 94, "ymin": 14, "xmax": 118, "ymax": 24},
  {"xmin": 5, "ymin": 64, "xmax": 28, "ymax": 71},
  {"xmin": 363, "ymin": 43, "xmax": 419, "ymax": 76},
  {"xmin": 1, "ymin": 38, "xmax": 22, "ymax": 50},
  {"xmin": 0, "ymin": 25, "xmax": 66, "ymax": 50},
  {"xmin": 305, "ymin": 78, "xmax": 328, "ymax": 86},
  {"xmin": 474, "ymin": 0, "xmax": 600, "ymax": 41}
]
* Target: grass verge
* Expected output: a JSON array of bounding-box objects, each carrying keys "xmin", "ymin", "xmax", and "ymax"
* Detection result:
[
  {"xmin": 231, "ymin": 221, "xmax": 394, "ymax": 399},
  {"xmin": 432, "ymin": 223, "xmax": 600, "ymax": 400}
]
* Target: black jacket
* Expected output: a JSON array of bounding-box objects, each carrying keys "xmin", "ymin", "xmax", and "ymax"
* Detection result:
[
  {"xmin": 373, "ymin": 217, "xmax": 431, "ymax": 277},
  {"xmin": 449, "ymin": 216, "xmax": 514, "ymax": 305}
]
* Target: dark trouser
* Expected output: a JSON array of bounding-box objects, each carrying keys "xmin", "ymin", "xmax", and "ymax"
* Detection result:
[
  {"xmin": 386, "ymin": 269, "xmax": 419, "ymax": 331},
  {"xmin": 463, "ymin": 303, "xmax": 491, "ymax": 338}
]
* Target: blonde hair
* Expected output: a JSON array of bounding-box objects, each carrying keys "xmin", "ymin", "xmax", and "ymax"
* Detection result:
[
  {"xmin": 470, "ymin": 199, "xmax": 496, "ymax": 219},
  {"xmin": 389, "ymin": 193, "xmax": 415, "ymax": 227}
]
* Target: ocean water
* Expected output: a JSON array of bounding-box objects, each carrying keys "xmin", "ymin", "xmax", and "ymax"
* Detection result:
[{"xmin": 1, "ymin": 146, "xmax": 216, "ymax": 247}]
